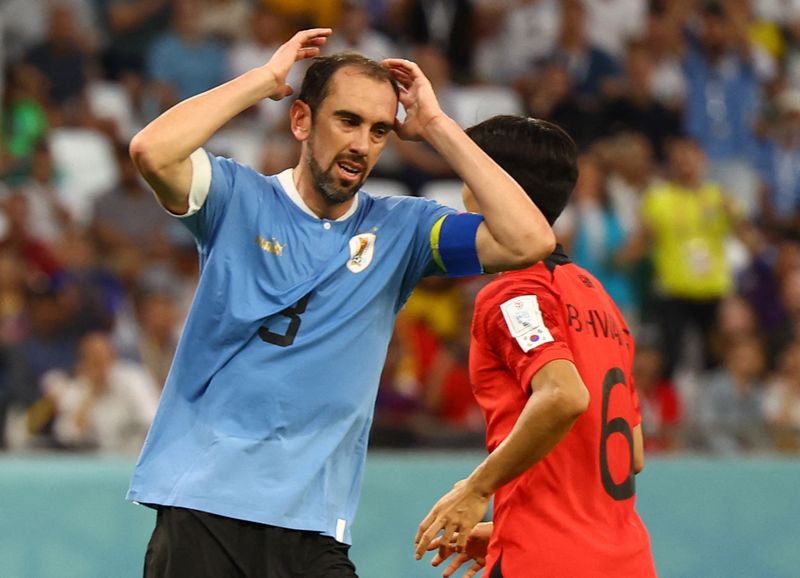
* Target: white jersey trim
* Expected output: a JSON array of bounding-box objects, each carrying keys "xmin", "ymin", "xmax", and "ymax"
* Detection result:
[
  {"xmin": 156, "ymin": 147, "xmax": 212, "ymax": 218},
  {"xmin": 277, "ymin": 168, "xmax": 359, "ymax": 222}
]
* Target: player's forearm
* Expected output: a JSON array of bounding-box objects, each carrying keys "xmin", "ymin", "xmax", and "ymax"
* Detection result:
[
  {"xmin": 421, "ymin": 116, "xmax": 556, "ymax": 265},
  {"xmin": 466, "ymin": 386, "xmax": 587, "ymax": 496},
  {"xmin": 130, "ymin": 67, "xmax": 280, "ymax": 175}
]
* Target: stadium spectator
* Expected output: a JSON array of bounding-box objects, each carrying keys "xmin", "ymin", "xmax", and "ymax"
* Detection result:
[
  {"xmin": 598, "ymin": 131, "xmax": 655, "ymax": 236},
  {"xmin": 682, "ymin": 0, "xmax": 768, "ymax": 217},
  {"xmin": 91, "ymin": 144, "xmax": 173, "ymax": 264},
  {"xmin": 584, "ymin": 0, "xmax": 648, "ymax": 59},
  {"xmin": 471, "ymin": 0, "xmax": 560, "ymax": 84},
  {"xmin": 642, "ymin": 0, "xmax": 687, "ymax": 109},
  {"xmin": 13, "ymin": 143, "xmax": 73, "ymax": 244},
  {"xmin": 738, "ymin": 229, "xmax": 800, "ymax": 338},
  {"xmin": 5, "ymin": 282, "xmax": 79, "ymax": 418},
  {"xmin": 601, "ymin": 39, "xmax": 682, "ymax": 161},
  {"xmin": 98, "ymin": 0, "xmax": 172, "ymax": 80},
  {"xmin": 125, "ymin": 29, "xmax": 556, "ymax": 577},
  {"xmin": 325, "ymin": 0, "xmax": 397, "ymax": 62},
  {"xmin": 634, "ymin": 339, "xmax": 683, "ymax": 452},
  {"xmin": 755, "ymin": 88, "xmax": 800, "ymax": 229},
  {"xmin": 23, "ymin": 3, "xmax": 89, "ymax": 115},
  {"xmin": 773, "ymin": 268, "xmax": 800, "ymax": 351},
  {"xmin": 521, "ymin": 60, "xmax": 603, "ymax": 149},
  {"xmin": 691, "ymin": 334, "xmax": 771, "ymax": 454},
  {"xmin": 403, "ymin": 0, "xmax": 475, "ymax": 83},
  {"xmin": 195, "ymin": 0, "xmax": 251, "ymax": 44},
  {"xmin": 562, "ymin": 153, "xmax": 638, "ymax": 318},
  {"xmin": 634, "ymin": 136, "xmax": 743, "ymax": 377},
  {"xmin": 43, "ymin": 332, "xmax": 158, "ymax": 453},
  {"xmin": 545, "ymin": 0, "xmax": 622, "ymax": 103},
  {"xmin": 1, "ymin": 64, "xmax": 50, "ymax": 176},
  {"xmin": 0, "ymin": 193, "xmax": 62, "ymax": 278},
  {"xmin": 145, "ymin": 0, "xmax": 228, "ymax": 111},
  {"xmin": 131, "ymin": 288, "xmax": 180, "ymax": 390},
  {"xmin": 708, "ymin": 294, "xmax": 761, "ymax": 363},
  {"xmin": 763, "ymin": 339, "xmax": 800, "ymax": 452}
]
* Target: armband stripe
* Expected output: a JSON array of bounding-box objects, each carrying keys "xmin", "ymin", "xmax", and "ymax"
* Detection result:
[{"xmin": 430, "ymin": 215, "xmax": 448, "ymax": 273}]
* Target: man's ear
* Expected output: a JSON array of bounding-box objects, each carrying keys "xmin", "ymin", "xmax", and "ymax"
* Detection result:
[{"xmin": 290, "ymin": 100, "xmax": 312, "ymax": 142}]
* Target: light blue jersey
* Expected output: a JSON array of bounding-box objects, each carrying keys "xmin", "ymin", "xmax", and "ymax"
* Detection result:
[{"xmin": 128, "ymin": 151, "xmax": 481, "ymax": 543}]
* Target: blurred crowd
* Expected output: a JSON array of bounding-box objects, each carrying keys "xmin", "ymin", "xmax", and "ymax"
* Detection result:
[{"xmin": 2, "ymin": 0, "xmax": 800, "ymax": 456}]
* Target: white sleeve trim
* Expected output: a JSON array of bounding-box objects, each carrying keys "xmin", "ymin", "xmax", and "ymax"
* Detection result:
[{"xmin": 160, "ymin": 148, "xmax": 212, "ymax": 218}]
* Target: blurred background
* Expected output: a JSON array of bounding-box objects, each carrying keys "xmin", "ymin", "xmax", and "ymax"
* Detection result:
[{"xmin": 1, "ymin": 0, "xmax": 800, "ymax": 576}]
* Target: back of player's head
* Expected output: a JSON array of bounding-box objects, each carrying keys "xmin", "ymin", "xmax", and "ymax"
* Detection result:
[
  {"xmin": 466, "ymin": 115, "xmax": 578, "ymax": 225},
  {"xmin": 298, "ymin": 53, "xmax": 399, "ymax": 118}
]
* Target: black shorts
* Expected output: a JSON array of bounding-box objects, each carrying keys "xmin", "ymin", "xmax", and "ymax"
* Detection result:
[{"xmin": 144, "ymin": 506, "xmax": 359, "ymax": 578}]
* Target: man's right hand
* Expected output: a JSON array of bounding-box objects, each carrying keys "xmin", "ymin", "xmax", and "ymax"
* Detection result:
[
  {"xmin": 263, "ymin": 28, "xmax": 332, "ymax": 101},
  {"xmin": 426, "ymin": 522, "xmax": 493, "ymax": 578}
]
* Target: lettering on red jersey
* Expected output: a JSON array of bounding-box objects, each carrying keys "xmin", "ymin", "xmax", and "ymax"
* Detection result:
[
  {"xmin": 566, "ymin": 303, "xmax": 628, "ymax": 347},
  {"xmin": 499, "ymin": 295, "xmax": 554, "ymax": 352}
]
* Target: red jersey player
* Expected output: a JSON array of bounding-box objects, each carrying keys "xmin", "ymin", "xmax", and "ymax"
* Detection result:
[{"xmin": 414, "ymin": 116, "xmax": 657, "ymax": 578}]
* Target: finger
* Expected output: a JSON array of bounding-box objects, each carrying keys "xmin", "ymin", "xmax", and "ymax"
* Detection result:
[
  {"xmin": 415, "ymin": 522, "xmax": 443, "ymax": 559},
  {"xmin": 427, "ymin": 536, "xmax": 442, "ymax": 550},
  {"xmin": 442, "ymin": 552, "xmax": 469, "ymax": 578},
  {"xmin": 294, "ymin": 28, "xmax": 332, "ymax": 43},
  {"xmin": 440, "ymin": 521, "xmax": 459, "ymax": 555},
  {"xmin": 383, "ymin": 58, "xmax": 417, "ymax": 71},
  {"xmin": 455, "ymin": 525, "xmax": 471, "ymax": 552},
  {"xmin": 386, "ymin": 69, "xmax": 413, "ymax": 89},
  {"xmin": 464, "ymin": 561, "xmax": 484, "ymax": 578},
  {"xmin": 415, "ymin": 509, "xmax": 438, "ymax": 545},
  {"xmin": 296, "ymin": 47, "xmax": 321, "ymax": 61}
]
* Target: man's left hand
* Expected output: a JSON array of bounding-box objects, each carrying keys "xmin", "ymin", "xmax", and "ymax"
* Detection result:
[{"xmin": 414, "ymin": 479, "xmax": 490, "ymax": 560}]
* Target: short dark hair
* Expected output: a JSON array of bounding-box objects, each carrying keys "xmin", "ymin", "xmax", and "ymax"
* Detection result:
[
  {"xmin": 297, "ymin": 53, "xmax": 399, "ymax": 117},
  {"xmin": 466, "ymin": 115, "xmax": 578, "ymax": 225}
]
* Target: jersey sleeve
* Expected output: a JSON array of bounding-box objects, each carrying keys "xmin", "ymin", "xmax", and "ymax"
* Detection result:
[
  {"xmin": 478, "ymin": 280, "xmax": 575, "ymax": 394},
  {"xmin": 163, "ymin": 149, "xmax": 241, "ymax": 250}
]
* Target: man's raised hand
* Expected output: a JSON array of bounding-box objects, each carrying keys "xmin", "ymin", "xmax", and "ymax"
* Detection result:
[
  {"xmin": 265, "ymin": 28, "xmax": 332, "ymax": 100},
  {"xmin": 383, "ymin": 58, "xmax": 444, "ymax": 141}
]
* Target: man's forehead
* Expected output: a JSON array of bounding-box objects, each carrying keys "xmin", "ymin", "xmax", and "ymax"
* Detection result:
[{"xmin": 323, "ymin": 67, "xmax": 397, "ymax": 120}]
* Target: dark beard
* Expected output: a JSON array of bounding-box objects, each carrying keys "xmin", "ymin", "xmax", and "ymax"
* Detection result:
[{"xmin": 307, "ymin": 140, "xmax": 365, "ymax": 205}]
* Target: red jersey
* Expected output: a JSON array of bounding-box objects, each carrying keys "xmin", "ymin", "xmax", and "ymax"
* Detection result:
[{"xmin": 470, "ymin": 248, "xmax": 656, "ymax": 577}]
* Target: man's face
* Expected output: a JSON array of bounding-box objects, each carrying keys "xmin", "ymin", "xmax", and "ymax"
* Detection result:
[{"xmin": 303, "ymin": 68, "xmax": 397, "ymax": 204}]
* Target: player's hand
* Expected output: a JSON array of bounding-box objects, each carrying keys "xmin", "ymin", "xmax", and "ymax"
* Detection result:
[
  {"xmin": 383, "ymin": 58, "xmax": 445, "ymax": 141},
  {"xmin": 263, "ymin": 28, "xmax": 332, "ymax": 100},
  {"xmin": 427, "ymin": 522, "xmax": 492, "ymax": 578},
  {"xmin": 414, "ymin": 479, "xmax": 491, "ymax": 561}
]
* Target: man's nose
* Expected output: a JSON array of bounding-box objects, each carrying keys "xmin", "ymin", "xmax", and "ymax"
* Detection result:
[{"xmin": 348, "ymin": 127, "xmax": 370, "ymax": 155}]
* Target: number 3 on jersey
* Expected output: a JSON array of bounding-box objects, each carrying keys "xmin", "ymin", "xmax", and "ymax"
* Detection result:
[
  {"xmin": 258, "ymin": 294, "xmax": 311, "ymax": 347},
  {"xmin": 599, "ymin": 367, "xmax": 636, "ymax": 501}
]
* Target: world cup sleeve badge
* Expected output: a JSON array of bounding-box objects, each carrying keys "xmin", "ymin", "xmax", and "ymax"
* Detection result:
[
  {"xmin": 347, "ymin": 233, "xmax": 376, "ymax": 273},
  {"xmin": 499, "ymin": 294, "xmax": 554, "ymax": 352}
]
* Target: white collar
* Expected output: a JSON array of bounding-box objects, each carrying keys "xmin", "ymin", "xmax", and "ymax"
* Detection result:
[{"xmin": 277, "ymin": 168, "xmax": 359, "ymax": 221}]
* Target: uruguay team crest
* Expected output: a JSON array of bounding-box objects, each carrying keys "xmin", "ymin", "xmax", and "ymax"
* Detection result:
[{"xmin": 347, "ymin": 233, "xmax": 376, "ymax": 273}]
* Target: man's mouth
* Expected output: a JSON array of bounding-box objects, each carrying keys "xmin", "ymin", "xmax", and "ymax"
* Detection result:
[{"xmin": 336, "ymin": 159, "xmax": 365, "ymax": 179}]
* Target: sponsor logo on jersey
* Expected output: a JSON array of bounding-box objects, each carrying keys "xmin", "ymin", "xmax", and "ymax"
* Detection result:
[
  {"xmin": 347, "ymin": 233, "xmax": 376, "ymax": 273},
  {"xmin": 256, "ymin": 235, "xmax": 285, "ymax": 256}
]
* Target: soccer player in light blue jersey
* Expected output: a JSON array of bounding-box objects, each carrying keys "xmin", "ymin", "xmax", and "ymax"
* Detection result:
[{"xmin": 127, "ymin": 28, "xmax": 556, "ymax": 577}]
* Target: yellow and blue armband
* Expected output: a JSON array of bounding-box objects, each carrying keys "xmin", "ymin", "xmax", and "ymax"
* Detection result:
[{"xmin": 430, "ymin": 213, "xmax": 484, "ymax": 277}]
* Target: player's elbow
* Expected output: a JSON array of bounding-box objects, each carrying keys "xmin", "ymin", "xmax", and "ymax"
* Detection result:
[
  {"xmin": 129, "ymin": 131, "xmax": 157, "ymax": 176},
  {"xmin": 129, "ymin": 129, "xmax": 173, "ymax": 179},
  {"xmin": 505, "ymin": 229, "xmax": 557, "ymax": 269},
  {"xmin": 550, "ymin": 381, "xmax": 590, "ymax": 421}
]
